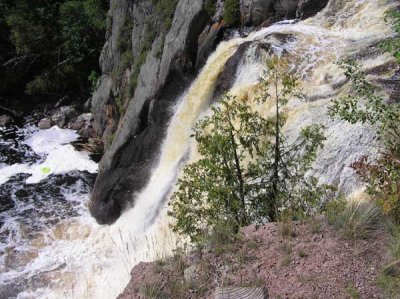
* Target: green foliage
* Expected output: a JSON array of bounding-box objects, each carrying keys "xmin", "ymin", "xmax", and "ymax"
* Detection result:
[
  {"xmin": 117, "ymin": 18, "xmax": 133, "ymax": 53},
  {"xmin": 204, "ymin": 0, "xmax": 217, "ymax": 17},
  {"xmin": 377, "ymin": 272, "xmax": 400, "ymax": 299},
  {"xmin": 330, "ymin": 200, "xmax": 381, "ymax": 240},
  {"xmin": 152, "ymin": 0, "xmax": 179, "ymax": 31},
  {"xmin": 252, "ymin": 58, "xmax": 327, "ymax": 221},
  {"xmin": 325, "ymin": 196, "xmax": 347, "ymax": 225},
  {"xmin": 115, "ymin": 95, "xmax": 126, "ymax": 116},
  {"xmin": 328, "ymin": 60, "xmax": 400, "ymax": 222},
  {"xmin": 107, "ymin": 132, "xmax": 116, "ymax": 147},
  {"xmin": 2, "ymin": 0, "xmax": 107, "ymax": 97},
  {"xmin": 378, "ymin": 222, "xmax": 400, "ymax": 297},
  {"xmin": 88, "ymin": 70, "xmax": 99, "ymax": 93},
  {"xmin": 345, "ymin": 283, "xmax": 360, "ymax": 299},
  {"xmin": 121, "ymin": 51, "xmax": 134, "ymax": 70},
  {"xmin": 381, "ymin": 9, "xmax": 400, "ymax": 63},
  {"xmin": 223, "ymin": 0, "xmax": 240, "ymax": 26},
  {"xmin": 168, "ymin": 94, "xmax": 271, "ymax": 243},
  {"xmin": 387, "ymin": 223, "xmax": 400, "ymax": 260},
  {"xmin": 59, "ymin": 0, "xmax": 105, "ymax": 63},
  {"xmin": 168, "ymin": 58, "xmax": 326, "ymax": 244}
]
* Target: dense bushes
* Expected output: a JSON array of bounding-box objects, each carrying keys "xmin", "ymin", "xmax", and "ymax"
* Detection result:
[
  {"xmin": 1, "ymin": 0, "xmax": 107, "ymax": 98},
  {"xmin": 223, "ymin": 0, "xmax": 240, "ymax": 26},
  {"xmin": 204, "ymin": 0, "xmax": 217, "ymax": 18}
]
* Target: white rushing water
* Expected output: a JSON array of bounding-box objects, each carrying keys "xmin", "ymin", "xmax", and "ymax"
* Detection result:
[
  {"xmin": 0, "ymin": 0, "xmax": 397, "ymax": 298},
  {"xmin": 0, "ymin": 126, "xmax": 97, "ymax": 185}
]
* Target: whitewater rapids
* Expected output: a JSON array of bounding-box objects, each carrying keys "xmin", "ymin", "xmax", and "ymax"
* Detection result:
[{"xmin": 0, "ymin": 0, "xmax": 398, "ymax": 298}]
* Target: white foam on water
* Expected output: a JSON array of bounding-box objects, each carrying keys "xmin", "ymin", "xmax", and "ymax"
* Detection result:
[
  {"xmin": 0, "ymin": 126, "xmax": 97, "ymax": 185},
  {"xmin": 1, "ymin": 0, "xmax": 398, "ymax": 298}
]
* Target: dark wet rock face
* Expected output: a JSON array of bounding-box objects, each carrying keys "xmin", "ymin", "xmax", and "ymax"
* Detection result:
[
  {"xmin": 240, "ymin": 0, "xmax": 330, "ymax": 25},
  {"xmin": 213, "ymin": 42, "xmax": 252, "ymax": 100},
  {"xmin": 89, "ymin": 0, "xmax": 209, "ymax": 224},
  {"xmin": 241, "ymin": 0, "xmax": 274, "ymax": 26},
  {"xmin": 196, "ymin": 22, "xmax": 225, "ymax": 70}
]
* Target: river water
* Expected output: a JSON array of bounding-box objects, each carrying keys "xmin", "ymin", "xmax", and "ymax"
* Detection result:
[{"xmin": 0, "ymin": 0, "xmax": 398, "ymax": 298}]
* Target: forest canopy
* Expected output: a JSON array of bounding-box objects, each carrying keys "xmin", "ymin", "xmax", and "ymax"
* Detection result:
[{"xmin": 0, "ymin": 0, "xmax": 108, "ymax": 100}]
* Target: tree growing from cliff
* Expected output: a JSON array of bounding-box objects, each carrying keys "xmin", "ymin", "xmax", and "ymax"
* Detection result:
[{"xmin": 168, "ymin": 57, "xmax": 326, "ymax": 243}]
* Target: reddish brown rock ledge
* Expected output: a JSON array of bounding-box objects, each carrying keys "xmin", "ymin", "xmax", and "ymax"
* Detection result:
[{"xmin": 118, "ymin": 221, "xmax": 390, "ymax": 299}]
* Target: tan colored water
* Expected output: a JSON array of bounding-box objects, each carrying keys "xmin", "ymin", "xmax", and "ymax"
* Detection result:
[{"xmin": 5, "ymin": 0, "xmax": 397, "ymax": 298}]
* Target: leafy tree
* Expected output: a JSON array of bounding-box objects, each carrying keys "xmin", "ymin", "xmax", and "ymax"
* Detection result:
[
  {"xmin": 168, "ymin": 58, "xmax": 326, "ymax": 243},
  {"xmin": 328, "ymin": 60, "xmax": 400, "ymax": 221},
  {"xmin": 168, "ymin": 95, "xmax": 272, "ymax": 243},
  {"xmin": 249, "ymin": 58, "xmax": 326, "ymax": 221},
  {"xmin": 1, "ymin": 0, "xmax": 107, "ymax": 98},
  {"xmin": 223, "ymin": 0, "xmax": 240, "ymax": 26},
  {"xmin": 381, "ymin": 9, "xmax": 400, "ymax": 63},
  {"xmin": 59, "ymin": 0, "xmax": 106, "ymax": 63}
]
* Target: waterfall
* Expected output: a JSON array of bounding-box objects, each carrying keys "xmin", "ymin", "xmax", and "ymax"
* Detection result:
[{"xmin": 0, "ymin": 0, "xmax": 397, "ymax": 298}]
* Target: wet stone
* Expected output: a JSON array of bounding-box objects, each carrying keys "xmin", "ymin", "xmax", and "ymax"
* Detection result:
[
  {"xmin": 0, "ymin": 114, "xmax": 14, "ymax": 126},
  {"xmin": 38, "ymin": 118, "xmax": 53, "ymax": 129}
]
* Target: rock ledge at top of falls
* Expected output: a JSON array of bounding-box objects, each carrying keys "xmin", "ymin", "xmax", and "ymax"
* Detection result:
[{"xmin": 89, "ymin": 0, "xmax": 208, "ymax": 224}]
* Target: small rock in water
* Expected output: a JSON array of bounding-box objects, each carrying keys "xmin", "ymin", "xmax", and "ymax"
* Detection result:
[
  {"xmin": 69, "ymin": 113, "xmax": 92, "ymax": 131},
  {"xmin": 51, "ymin": 106, "xmax": 78, "ymax": 128},
  {"xmin": 0, "ymin": 114, "xmax": 14, "ymax": 126},
  {"xmin": 38, "ymin": 118, "xmax": 53, "ymax": 129}
]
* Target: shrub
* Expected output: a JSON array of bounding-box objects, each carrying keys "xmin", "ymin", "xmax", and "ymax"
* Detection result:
[
  {"xmin": 381, "ymin": 9, "xmax": 400, "ymax": 63},
  {"xmin": 328, "ymin": 60, "xmax": 400, "ymax": 222},
  {"xmin": 117, "ymin": 18, "xmax": 133, "ymax": 53},
  {"xmin": 152, "ymin": 0, "xmax": 179, "ymax": 31},
  {"xmin": 205, "ymin": 0, "xmax": 217, "ymax": 18},
  {"xmin": 325, "ymin": 197, "xmax": 347, "ymax": 225},
  {"xmin": 331, "ymin": 199, "xmax": 380, "ymax": 240},
  {"xmin": 223, "ymin": 0, "xmax": 240, "ymax": 26}
]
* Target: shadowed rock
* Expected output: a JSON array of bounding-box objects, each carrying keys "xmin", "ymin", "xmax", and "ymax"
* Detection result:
[{"xmin": 89, "ymin": 0, "xmax": 209, "ymax": 224}]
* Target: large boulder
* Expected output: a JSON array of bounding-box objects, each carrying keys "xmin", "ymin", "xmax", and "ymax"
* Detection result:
[
  {"xmin": 0, "ymin": 114, "xmax": 14, "ymax": 126},
  {"xmin": 274, "ymin": 0, "xmax": 330, "ymax": 20},
  {"xmin": 274, "ymin": 0, "xmax": 298, "ymax": 18},
  {"xmin": 38, "ymin": 118, "xmax": 53, "ymax": 130},
  {"xmin": 50, "ymin": 106, "xmax": 78, "ymax": 128},
  {"xmin": 240, "ymin": 0, "xmax": 273, "ymax": 26},
  {"xmin": 297, "ymin": 0, "xmax": 330, "ymax": 19},
  {"xmin": 196, "ymin": 22, "xmax": 224, "ymax": 70},
  {"xmin": 213, "ymin": 41, "xmax": 252, "ymax": 99}
]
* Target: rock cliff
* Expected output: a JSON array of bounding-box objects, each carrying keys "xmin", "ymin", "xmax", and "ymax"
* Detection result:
[{"xmin": 90, "ymin": 0, "xmax": 209, "ymax": 224}]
